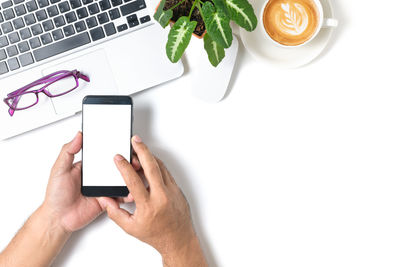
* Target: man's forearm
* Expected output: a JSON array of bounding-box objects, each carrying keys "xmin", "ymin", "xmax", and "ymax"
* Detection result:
[
  {"xmin": 162, "ymin": 234, "xmax": 208, "ymax": 267},
  {"xmin": 0, "ymin": 205, "xmax": 71, "ymax": 267}
]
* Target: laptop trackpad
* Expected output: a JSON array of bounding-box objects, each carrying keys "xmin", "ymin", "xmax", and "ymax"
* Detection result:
[{"xmin": 42, "ymin": 49, "xmax": 118, "ymax": 115}]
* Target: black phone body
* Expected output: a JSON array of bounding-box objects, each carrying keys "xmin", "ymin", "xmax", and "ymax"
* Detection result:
[{"xmin": 81, "ymin": 95, "xmax": 133, "ymax": 197}]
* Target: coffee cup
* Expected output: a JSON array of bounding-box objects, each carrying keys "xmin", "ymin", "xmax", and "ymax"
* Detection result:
[{"xmin": 260, "ymin": 0, "xmax": 338, "ymax": 47}]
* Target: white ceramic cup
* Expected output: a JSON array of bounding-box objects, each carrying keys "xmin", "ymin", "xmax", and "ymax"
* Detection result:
[{"xmin": 260, "ymin": 0, "xmax": 338, "ymax": 48}]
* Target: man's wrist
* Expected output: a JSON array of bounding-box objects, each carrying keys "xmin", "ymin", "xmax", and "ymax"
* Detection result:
[
  {"xmin": 35, "ymin": 204, "xmax": 72, "ymax": 240},
  {"xmin": 161, "ymin": 230, "xmax": 207, "ymax": 267}
]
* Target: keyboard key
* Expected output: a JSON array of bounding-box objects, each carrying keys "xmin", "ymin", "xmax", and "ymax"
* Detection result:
[
  {"xmin": 1, "ymin": 1, "xmax": 13, "ymax": 9},
  {"xmin": 76, "ymin": 6, "xmax": 87, "ymax": 18},
  {"xmin": 13, "ymin": 0, "xmax": 25, "ymax": 5},
  {"xmin": 31, "ymin": 23, "xmax": 42, "ymax": 35},
  {"xmin": 127, "ymin": 13, "xmax": 138, "ymax": 27},
  {"xmin": 139, "ymin": 15, "xmax": 150, "ymax": 24},
  {"xmin": 97, "ymin": 12, "xmax": 108, "ymax": 24},
  {"xmin": 29, "ymin": 36, "xmax": 40, "ymax": 48},
  {"xmin": 17, "ymin": 40, "xmax": 29, "ymax": 52},
  {"xmin": 8, "ymin": 57, "xmax": 20, "ymax": 70},
  {"xmin": 33, "ymin": 31, "xmax": 90, "ymax": 61},
  {"xmin": 0, "ymin": 13, "xmax": 4, "ymax": 23},
  {"xmin": 1, "ymin": 21, "xmax": 13, "ymax": 33},
  {"xmin": 35, "ymin": 9, "xmax": 47, "ymax": 21},
  {"xmin": 14, "ymin": 4, "xmax": 27, "ymax": 16},
  {"xmin": 116, "ymin": 23, "xmax": 126, "ymax": 32},
  {"xmin": 74, "ymin": 20, "xmax": 85, "ymax": 31},
  {"xmin": 103, "ymin": 21, "xmax": 115, "ymax": 36},
  {"xmin": 40, "ymin": 32, "xmax": 51, "ymax": 44},
  {"xmin": 82, "ymin": 0, "xmax": 92, "ymax": 4},
  {"xmin": 12, "ymin": 17, "xmax": 24, "ymax": 29},
  {"xmin": 0, "ymin": 36, "xmax": 9, "ymax": 47},
  {"xmin": 87, "ymin": 2, "xmax": 98, "ymax": 14},
  {"xmin": 0, "ymin": 49, "xmax": 7, "ymax": 60},
  {"xmin": 42, "ymin": 19, "xmax": 54, "ymax": 31},
  {"xmin": 58, "ymin": 1, "xmax": 69, "ymax": 12},
  {"xmin": 47, "ymin": 5, "xmax": 58, "ymax": 17},
  {"xmin": 24, "ymin": 13, "xmax": 36, "ymax": 25},
  {"xmin": 89, "ymin": 26, "xmax": 103, "ymax": 41},
  {"xmin": 53, "ymin": 15, "xmax": 65, "ymax": 27},
  {"xmin": 108, "ymin": 8, "xmax": 119, "ymax": 20},
  {"xmin": 69, "ymin": 0, "xmax": 81, "ymax": 8},
  {"xmin": 6, "ymin": 45, "xmax": 18, "ymax": 56},
  {"xmin": 20, "ymin": 27, "xmax": 31, "ymax": 39},
  {"xmin": 26, "ymin": 0, "xmax": 38, "ymax": 12},
  {"xmin": 98, "ymin": 0, "xmax": 110, "ymax": 10},
  {"xmin": 111, "ymin": 0, "xmax": 121, "ymax": 6},
  {"xmin": 0, "ymin": 61, "xmax": 8, "ymax": 74},
  {"xmin": 62, "ymin": 24, "xmax": 74, "ymax": 36},
  {"xmin": 85, "ymin": 16, "xmax": 96, "ymax": 28},
  {"xmin": 50, "ymin": 0, "xmax": 61, "ymax": 3},
  {"xmin": 8, "ymin": 32, "xmax": 20, "ymax": 43},
  {"xmin": 120, "ymin": 0, "xmax": 145, "ymax": 16},
  {"xmin": 65, "ymin": 10, "xmax": 76, "ymax": 22},
  {"xmin": 37, "ymin": 0, "xmax": 49, "ymax": 7},
  {"xmin": 51, "ymin": 28, "xmax": 63, "ymax": 40},
  {"xmin": 3, "ymin": 8, "xmax": 15, "ymax": 20},
  {"xmin": 19, "ymin": 51, "xmax": 34, "ymax": 66}
]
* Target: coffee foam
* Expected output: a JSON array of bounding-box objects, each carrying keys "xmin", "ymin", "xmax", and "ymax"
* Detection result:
[{"xmin": 263, "ymin": 0, "xmax": 319, "ymax": 46}]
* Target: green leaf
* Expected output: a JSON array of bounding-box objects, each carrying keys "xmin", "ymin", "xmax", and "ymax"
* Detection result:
[
  {"xmin": 203, "ymin": 33, "xmax": 225, "ymax": 67},
  {"xmin": 212, "ymin": 0, "xmax": 230, "ymax": 17},
  {"xmin": 202, "ymin": 1, "xmax": 232, "ymax": 48},
  {"xmin": 153, "ymin": 0, "xmax": 173, "ymax": 28},
  {"xmin": 166, "ymin": 16, "xmax": 197, "ymax": 63},
  {"xmin": 225, "ymin": 0, "xmax": 257, "ymax": 31}
]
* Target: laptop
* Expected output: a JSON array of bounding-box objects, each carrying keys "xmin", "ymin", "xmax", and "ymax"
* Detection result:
[{"xmin": 0, "ymin": 0, "xmax": 184, "ymax": 140}]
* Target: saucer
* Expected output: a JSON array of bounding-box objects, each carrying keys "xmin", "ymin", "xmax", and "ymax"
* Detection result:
[{"xmin": 239, "ymin": 0, "xmax": 337, "ymax": 68}]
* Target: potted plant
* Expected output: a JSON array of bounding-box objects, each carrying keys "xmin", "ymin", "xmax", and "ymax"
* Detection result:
[{"xmin": 154, "ymin": 0, "xmax": 257, "ymax": 66}]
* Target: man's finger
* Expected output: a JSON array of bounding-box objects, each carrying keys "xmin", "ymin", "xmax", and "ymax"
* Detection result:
[
  {"xmin": 116, "ymin": 193, "xmax": 135, "ymax": 203},
  {"xmin": 98, "ymin": 197, "xmax": 132, "ymax": 230},
  {"xmin": 114, "ymin": 154, "xmax": 149, "ymax": 203},
  {"xmin": 132, "ymin": 155, "xmax": 141, "ymax": 171},
  {"xmin": 156, "ymin": 158, "xmax": 175, "ymax": 186},
  {"xmin": 131, "ymin": 135, "xmax": 164, "ymax": 189},
  {"xmin": 53, "ymin": 132, "xmax": 82, "ymax": 173}
]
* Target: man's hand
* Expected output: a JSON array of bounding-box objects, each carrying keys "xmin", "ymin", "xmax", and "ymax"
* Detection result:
[
  {"xmin": 1, "ymin": 132, "xmax": 134, "ymax": 267},
  {"xmin": 43, "ymin": 131, "xmax": 104, "ymax": 233},
  {"xmin": 98, "ymin": 136, "xmax": 208, "ymax": 267},
  {"xmin": 43, "ymin": 131, "xmax": 134, "ymax": 233}
]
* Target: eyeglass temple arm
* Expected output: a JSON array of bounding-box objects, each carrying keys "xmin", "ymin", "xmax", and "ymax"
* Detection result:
[{"xmin": 76, "ymin": 71, "xmax": 90, "ymax": 82}]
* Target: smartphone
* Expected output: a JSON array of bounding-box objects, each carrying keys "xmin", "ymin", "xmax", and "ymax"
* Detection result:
[{"xmin": 81, "ymin": 95, "xmax": 133, "ymax": 197}]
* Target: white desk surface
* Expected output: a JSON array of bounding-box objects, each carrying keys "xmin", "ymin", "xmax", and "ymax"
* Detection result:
[{"xmin": 1, "ymin": 1, "xmax": 400, "ymax": 266}]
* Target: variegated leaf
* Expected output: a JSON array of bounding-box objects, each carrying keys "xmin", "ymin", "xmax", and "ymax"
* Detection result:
[
  {"xmin": 166, "ymin": 16, "xmax": 197, "ymax": 63},
  {"xmin": 154, "ymin": 0, "xmax": 173, "ymax": 28},
  {"xmin": 203, "ymin": 33, "xmax": 225, "ymax": 67},
  {"xmin": 225, "ymin": 0, "xmax": 257, "ymax": 31},
  {"xmin": 202, "ymin": 1, "xmax": 232, "ymax": 48}
]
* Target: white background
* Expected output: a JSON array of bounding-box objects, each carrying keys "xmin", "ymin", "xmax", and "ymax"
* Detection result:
[
  {"xmin": 82, "ymin": 104, "xmax": 131, "ymax": 186},
  {"xmin": 1, "ymin": 0, "xmax": 400, "ymax": 266}
]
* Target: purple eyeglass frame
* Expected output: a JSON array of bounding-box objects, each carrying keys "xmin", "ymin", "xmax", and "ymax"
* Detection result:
[{"xmin": 3, "ymin": 69, "xmax": 90, "ymax": 117}]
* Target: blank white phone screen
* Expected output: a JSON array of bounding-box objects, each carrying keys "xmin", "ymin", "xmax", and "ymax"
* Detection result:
[{"xmin": 82, "ymin": 104, "xmax": 131, "ymax": 186}]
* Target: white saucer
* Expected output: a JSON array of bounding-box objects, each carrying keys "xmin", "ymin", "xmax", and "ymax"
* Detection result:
[{"xmin": 239, "ymin": 0, "xmax": 337, "ymax": 68}]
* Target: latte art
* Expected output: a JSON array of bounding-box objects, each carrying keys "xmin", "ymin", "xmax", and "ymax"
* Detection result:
[
  {"xmin": 280, "ymin": 3, "xmax": 308, "ymax": 35},
  {"xmin": 263, "ymin": 0, "xmax": 319, "ymax": 46}
]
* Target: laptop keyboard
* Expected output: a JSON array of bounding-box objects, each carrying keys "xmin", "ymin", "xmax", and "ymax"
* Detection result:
[{"xmin": 0, "ymin": 0, "xmax": 151, "ymax": 75}]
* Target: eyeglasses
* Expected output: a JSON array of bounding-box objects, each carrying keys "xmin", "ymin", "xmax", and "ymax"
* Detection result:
[{"xmin": 3, "ymin": 69, "xmax": 90, "ymax": 117}]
